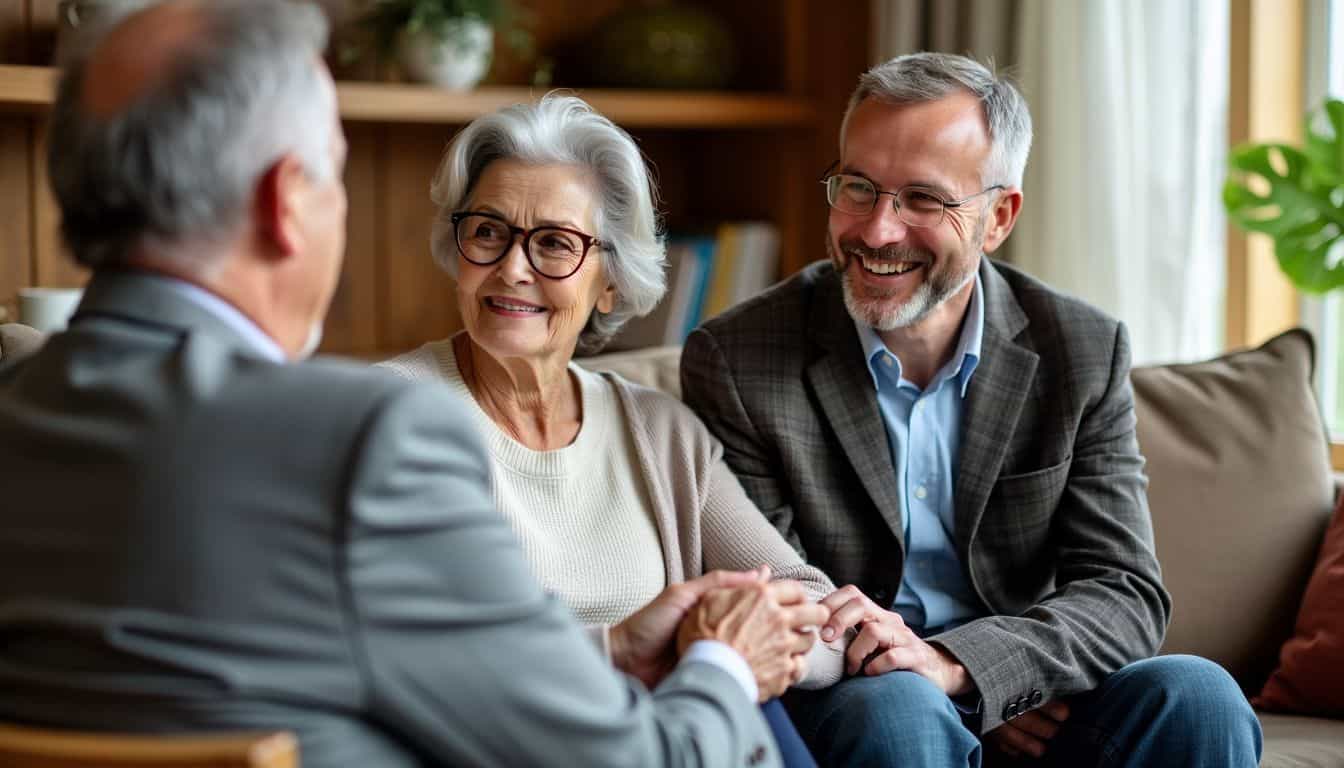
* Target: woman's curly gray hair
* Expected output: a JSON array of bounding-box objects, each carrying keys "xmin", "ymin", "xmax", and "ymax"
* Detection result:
[{"xmin": 430, "ymin": 93, "xmax": 666, "ymax": 355}]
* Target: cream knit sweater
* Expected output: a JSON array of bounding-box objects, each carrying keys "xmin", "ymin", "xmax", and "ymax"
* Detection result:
[{"xmin": 379, "ymin": 337, "xmax": 844, "ymax": 688}]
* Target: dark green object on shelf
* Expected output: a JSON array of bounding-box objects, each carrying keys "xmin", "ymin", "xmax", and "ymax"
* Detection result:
[{"xmin": 587, "ymin": 4, "xmax": 737, "ymax": 90}]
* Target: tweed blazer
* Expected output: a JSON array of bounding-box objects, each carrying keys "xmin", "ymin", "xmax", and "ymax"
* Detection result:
[
  {"xmin": 681, "ymin": 258, "xmax": 1171, "ymax": 732},
  {"xmin": 0, "ymin": 270, "xmax": 779, "ymax": 768}
]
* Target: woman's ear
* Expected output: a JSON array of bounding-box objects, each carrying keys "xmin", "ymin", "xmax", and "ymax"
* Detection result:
[{"xmin": 595, "ymin": 281, "xmax": 617, "ymax": 314}]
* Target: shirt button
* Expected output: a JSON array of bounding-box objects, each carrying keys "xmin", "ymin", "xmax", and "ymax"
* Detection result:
[{"xmin": 915, "ymin": 485, "xmax": 928, "ymax": 500}]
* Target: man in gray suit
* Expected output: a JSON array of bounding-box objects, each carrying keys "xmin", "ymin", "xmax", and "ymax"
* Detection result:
[
  {"xmin": 0, "ymin": 2, "xmax": 827, "ymax": 766},
  {"xmin": 682, "ymin": 53, "xmax": 1262, "ymax": 767}
]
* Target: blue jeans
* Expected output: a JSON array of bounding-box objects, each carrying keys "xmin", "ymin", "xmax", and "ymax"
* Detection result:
[
  {"xmin": 762, "ymin": 698, "xmax": 818, "ymax": 768},
  {"xmin": 785, "ymin": 655, "xmax": 1262, "ymax": 768}
]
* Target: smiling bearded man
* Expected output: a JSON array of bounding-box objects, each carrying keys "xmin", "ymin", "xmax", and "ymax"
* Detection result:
[{"xmin": 680, "ymin": 51, "xmax": 1263, "ymax": 768}]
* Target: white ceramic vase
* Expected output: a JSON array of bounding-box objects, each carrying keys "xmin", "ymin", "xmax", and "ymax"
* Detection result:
[{"xmin": 396, "ymin": 18, "xmax": 493, "ymax": 90}]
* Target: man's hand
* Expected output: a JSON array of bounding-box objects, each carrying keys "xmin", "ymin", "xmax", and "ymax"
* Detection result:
[
  {"xmin": 986, "ymin": 700, "xmax": 1071, "ymax": 759},
  {"xmin": 677, "ymin": 579, "xmax": 830, "ymax": 701},
  {"xmin": 610, "ymin": 567, "xmax": 769, "ymax": 688},
  {"xmin": 821, "ymin": 585, "xmax": 972, "ymax": 696}
]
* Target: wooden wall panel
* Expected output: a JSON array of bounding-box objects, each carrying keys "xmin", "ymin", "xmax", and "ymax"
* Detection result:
[
  {"xmin": 0, "ymin": 118, "xmax": 29, "ymax": 321},
  {"xmin": 27, "ymin": 0, "xmax": 56, "ymax": 64},
  {"xmin": 376, "ymin": 123, "xmax": 461, "ymax": 355},
  {"xmin": 802, "ymin": 0, "xmax": 871, "ymax": 277},
  {"xmin": 0, "ymin": 0, "xmax": 29, "ymax": 64},
  {"xmin": 320, "ymin": 121, "xmax": 380, "ymax": 356},
  {"xmin": 30, "ymin": 117, "xmax": 84, "ymax": 287}
]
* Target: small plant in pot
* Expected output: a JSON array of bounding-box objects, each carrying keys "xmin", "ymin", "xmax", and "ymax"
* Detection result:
[{"xmin": 357, "ymin": 0, "xmax": 519, "ymax": 89}]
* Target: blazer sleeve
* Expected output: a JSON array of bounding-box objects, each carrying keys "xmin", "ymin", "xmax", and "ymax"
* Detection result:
[
  {"xmin": 929, "ymin": 323, "xmax": 1171, "ymax": 733},
  {"xmin": 340, "ymin": 382, "xmax": 780, "ymax": 767},
  {"xmin": 681, "ymin": 328, "xmax": 808, "ymax": 559}
]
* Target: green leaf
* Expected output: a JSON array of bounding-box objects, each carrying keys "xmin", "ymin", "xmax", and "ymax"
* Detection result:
[{"xmin": 1224, "ymin": 98, "xmax": 1344, "ymax": 294}]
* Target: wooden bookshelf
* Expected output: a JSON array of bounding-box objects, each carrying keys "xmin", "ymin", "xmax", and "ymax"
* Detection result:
[
  {"xmin": 0, "ymin": 0, "xmax": 871, "ymax": 358},
  {"xmin": 0, "ymin": 64, "xmax": 52, "ymax": 112},
  {"xmin": 0, "ymin": 65, "xmax": 815, "ymax": 129},
  {"xmin": 338, "ymin": 82, "xmax": 816, "ymax": 128}
]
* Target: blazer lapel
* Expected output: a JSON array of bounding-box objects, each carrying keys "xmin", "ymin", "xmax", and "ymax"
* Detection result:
[
  {"xmin": 953, "ymin": 260, "xmax": 1038, "ymax": 559},
  {"xmin": 805, "ymin": 271, "xmax": 906, "ymax": 545}
]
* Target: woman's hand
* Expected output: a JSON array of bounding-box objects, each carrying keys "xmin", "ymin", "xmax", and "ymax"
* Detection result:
[
  {"xmin": 677, "ymin": 579, "xmax": 830, "ymax": 701},
  {"xmin": 609, "ymin": 567, "xmax": 769, "ymax": 688}
]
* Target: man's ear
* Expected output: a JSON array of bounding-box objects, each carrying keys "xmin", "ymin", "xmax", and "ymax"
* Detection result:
[
  {"xmin": 980, "ymin": 187, "xmax": 1023, "ymax": 255},
  {"xmin": 254, "ymin": 154, "xmax": 308, "ymax": 260}
]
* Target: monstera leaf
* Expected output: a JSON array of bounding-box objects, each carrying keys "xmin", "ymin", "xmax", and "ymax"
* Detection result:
[{"xmin": 1224, "ymin": 99, "xmax": 1344, "ymax": 293}]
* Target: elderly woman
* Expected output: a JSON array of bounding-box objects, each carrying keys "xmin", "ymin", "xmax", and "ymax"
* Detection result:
[{"xmin": 378, "ymin": 94, "xmax": 841, "ymax": 762}]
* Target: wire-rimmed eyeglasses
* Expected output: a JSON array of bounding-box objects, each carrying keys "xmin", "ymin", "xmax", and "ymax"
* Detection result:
[
  {"xmin": 820, "ymin": 162, "xmax": 1005, "ymax": 228},
  {"xmin": 451, "ymin": 211, "xmax": 604, "ymax": 280}
]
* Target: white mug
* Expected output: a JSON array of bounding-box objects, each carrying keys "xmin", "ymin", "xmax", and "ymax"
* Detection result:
[{"xmin": 19, "ymin": 287, "xmax": 84, "ymax": 333}]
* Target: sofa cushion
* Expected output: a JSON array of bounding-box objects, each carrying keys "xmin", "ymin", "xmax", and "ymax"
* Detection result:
[
  {"xmin": 1255, "ymin": 491, "xmax": 1344, "ymax": 717},
  {"xmin": 1133, "ymin": 329, "xmax": 1336, "ymax": 692},
  {"xmin": 1259, "ymin": 712, "xmax": 1344, "ymax": 768},
  {"xmin": 0, "ymin": 323, "xmax": 43, "ymax": 364},
  {"xmin": 577, "ymin": 345, "xmax": 683, "ymax": 399}
]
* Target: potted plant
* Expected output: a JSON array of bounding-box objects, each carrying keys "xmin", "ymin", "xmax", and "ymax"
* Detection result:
[
  {"xmin": 1224, "ymin": 98, "xmax": 1344, "ymax": 293},
  {"xmin": 356, "ymin": 0, "xmax": 519, "ymax": 89}
]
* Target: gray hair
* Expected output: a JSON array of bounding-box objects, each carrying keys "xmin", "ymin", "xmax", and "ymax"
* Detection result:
[
  {"xmin": 841, "ymin": 52, "xmax": 1033, "ymax": 189},
  {"xmin": 48, "ymin": 0, "xmax": 333, "ymax": 269},
  {"xmin": 430, "ymin": 93, "xmax": 665, "ymax": 355}
]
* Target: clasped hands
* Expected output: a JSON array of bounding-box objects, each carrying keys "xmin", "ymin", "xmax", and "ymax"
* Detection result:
[
  {"xmin": 608, "ymin": 566, "xmax": 829, "ymax": 701},
  {"xmin": 819, "ymin": 584, "xmax": 1071, "ymax": 759}
]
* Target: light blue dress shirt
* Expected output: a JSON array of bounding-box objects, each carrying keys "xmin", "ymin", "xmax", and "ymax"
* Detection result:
[
  {"xmin": 854, "ymin": 274, "xmax": 987, "ymax": 632},
  {"xmin": 155, "ymin": 275, "xmax": 287, "ymax": 363}
]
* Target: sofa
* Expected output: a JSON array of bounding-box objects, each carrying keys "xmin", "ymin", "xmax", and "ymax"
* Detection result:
[
  {"xmin": 577, "ymin": 330, "xmax": 1344, "ymax": 768},
  {"xmin": 4, "ymin": 322, "xmax": 1343, "ymax": 766}
]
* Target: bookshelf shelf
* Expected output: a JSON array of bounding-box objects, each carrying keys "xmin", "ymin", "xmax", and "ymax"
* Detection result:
[
  {"xmin": 0, "ymin": 65, "xmax": 815, "ymax": 129},
  {"xmin": 0, "ymin": 65, "xmax": 54, "ymax": 111}
]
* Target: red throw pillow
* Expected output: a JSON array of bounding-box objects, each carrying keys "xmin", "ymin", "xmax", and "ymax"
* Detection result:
[{"xmin": 1254, "ymin": 491, "xmax": 1344, "ymax": 716}]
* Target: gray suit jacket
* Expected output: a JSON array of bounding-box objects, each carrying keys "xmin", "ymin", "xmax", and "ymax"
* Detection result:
[
  {"xmin": 0, "ymin": 271, "xmax": 778, "ymax": 768},
  {"xmin": 681, "ymin": 259, "xmax": 1171, "ymax": 732}
]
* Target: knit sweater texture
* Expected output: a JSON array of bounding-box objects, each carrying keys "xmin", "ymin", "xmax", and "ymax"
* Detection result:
[{"xmin": 379, "ymin": 337, "xmax": 844, "ymax": 688}]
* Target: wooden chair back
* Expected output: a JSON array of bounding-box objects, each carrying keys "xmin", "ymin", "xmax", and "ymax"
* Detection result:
[{"xmin": 0, "ymin": 724, "xmax": 298, "ymax": 768}]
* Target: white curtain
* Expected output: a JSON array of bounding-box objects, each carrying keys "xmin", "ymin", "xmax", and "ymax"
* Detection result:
[
  {"xmin": 1012, "ymin": 0, "xmax": 1228, "ymax": 364},
  {"xmin": 872, "ymin": 0, "xmax": 1228, "ymax": 365}
]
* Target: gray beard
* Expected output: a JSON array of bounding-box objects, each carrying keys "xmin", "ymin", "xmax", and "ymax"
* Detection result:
[{"xmin": 841, "ymin": 264, "xmax": 975, "ymax": 331}]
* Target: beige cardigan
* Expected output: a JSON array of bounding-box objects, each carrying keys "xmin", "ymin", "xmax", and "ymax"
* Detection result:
[{"xmin": 379, "ymin": 339, "xmax": 845, "ymax": 689}]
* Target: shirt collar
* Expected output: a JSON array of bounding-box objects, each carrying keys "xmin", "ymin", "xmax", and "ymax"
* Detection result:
[
  {"xmin": 853, "ymin": 272, "xmax": 984, "ymax": 397},
  {"xmin": 153, "ymin": 275, "xmax": 287, "ymax": 363}
]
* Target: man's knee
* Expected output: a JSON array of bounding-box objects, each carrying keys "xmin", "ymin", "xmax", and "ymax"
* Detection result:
[
  {"xmin": 791, "ymin": 672, "xmax": 980, "ymax": 766},
  {"xmin": 840, "ymin": 672, "xmax": 959, "ymax": 724},
  {"xmin": 1107, "ymin": 655, "xmax": 1251, "ymax": 718}
]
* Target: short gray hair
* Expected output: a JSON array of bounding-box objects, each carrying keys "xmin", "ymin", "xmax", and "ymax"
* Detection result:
[
  {"xmin": 49, "ymin": 0, "xmax": 333, "ymax": 269},
  {"xmin": 430, "ymin": 93, "xmax": 665, "ymax": 355},
  {"xmin": 841, "ymin": 52, "xmax": 1033, "ymax": 189}
]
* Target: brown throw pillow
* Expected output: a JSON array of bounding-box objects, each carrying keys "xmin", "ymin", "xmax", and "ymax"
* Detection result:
[
  {"xmin": 1255, "ymin": 491, "xmax": 1344, "ymax": 716},
  {"xmin": 1136, "ymin": 328, "xmax": 1336, "ymax": 692}
]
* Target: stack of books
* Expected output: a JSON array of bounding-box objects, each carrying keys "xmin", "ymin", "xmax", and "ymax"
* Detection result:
[{"xmin": 612, "ymin": 220, "xmax": 780, "ymax": 350}]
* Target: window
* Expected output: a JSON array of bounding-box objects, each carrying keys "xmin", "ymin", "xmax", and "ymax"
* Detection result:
[{"xmin": 1308, "ymin": 0, "xmax": 1344, "ymax": 440}]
